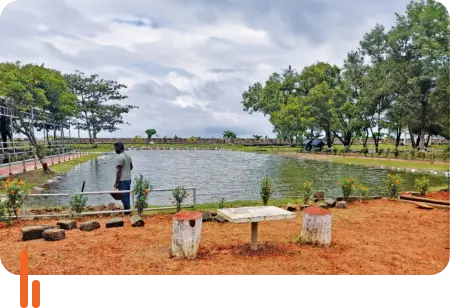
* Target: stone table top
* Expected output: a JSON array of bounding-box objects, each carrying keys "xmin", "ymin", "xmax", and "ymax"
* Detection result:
[{"xmin": 217, "ymin": 206, "xmax": 296, "ymax": 224}]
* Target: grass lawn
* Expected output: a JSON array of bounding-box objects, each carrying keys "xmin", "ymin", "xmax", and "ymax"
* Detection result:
[{"xmin": 1, "ymin": 199, "xmax": 447, "ymax": 275}]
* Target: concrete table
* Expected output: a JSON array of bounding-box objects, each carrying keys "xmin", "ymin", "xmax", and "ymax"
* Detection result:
[{"xmin": 217, "ymin": 206, "xmax": 296, "ymax": 250}]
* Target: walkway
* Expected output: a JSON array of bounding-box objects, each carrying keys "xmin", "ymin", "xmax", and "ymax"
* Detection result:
[{"xmin": 0, "ymin": 152, "xmax": 88, "ymax": 178}]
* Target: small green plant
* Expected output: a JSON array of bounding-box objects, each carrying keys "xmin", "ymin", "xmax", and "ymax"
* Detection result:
[
  {"xmin": 355, "ymin": 184, "xmax": 369, "ymax": 201},
  {"xmin": 378, "ymin": 148, "xmax": 384, "ymax": 156},
  {"xmin": 171, "ymin": 186, "xmax": 189, "ymax": 212},
  {"xmin": 414, "ymin": 177, "xmax": 429, "ymax": 197},
  {"xmin": 218, "ymin": 197, "xmax": 226, "ymax": 209},
  {"xmin": 394, "ymin": 147, "xmax": 400, "ymax": 158},
  {"xmin": 260, "ymin": 176, "xmax": 273, "ymax": 205},
  {"xmin": 132, "ymin": 174, "xmax": 153, "ymax": 215},
  {"xmin": 332, "ymin": 147, "xmax": 338, "ymax": 154},
  {"xmin": 0, "ymin": 199, "xmax": 10, "ymax": 226},
  {"xmin": 1, "ymin": 178, "xmax": 28, "ymax": 221},
  {"xmin": 385, "ymin": 173, "xmax": 402, "ymax": 198},
  {"xmin": 361, "ymin": 147, "xmax": 369, "ymax": 156},
  {"xmin": 134, "ymin": 135, "xmax": 144, "ymax": 144},
  {"xmin": 69, "ymin": 194, "xmax": 88, "ymax": 218},
  {"xmin": 187, "ymin": 136, "xmax": 197, "ymax": 143},
  {"xmin": 302, "ymin": 181, "xmax": 313, "ymax": 204},
  {"xmin": 338, "ymin": 177, "xmax": 356, "ymax": 199},
  {"xmin": 410, "ymin": 149, "xmax": 416, "ymax": 160}
]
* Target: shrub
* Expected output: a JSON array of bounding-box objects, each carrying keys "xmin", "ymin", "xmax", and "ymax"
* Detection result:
[
  {"xmin": 1, "ymin": 178, "xmax": 28, "ymax": 221},
  {"xmin": 133, "ymin": 174, "xmax": 153, "ymax": 216},
  {"xmin": 417, "ymin": 151, "xmax": 426, "ymax": 160},
  {"xmin": 187, "ymin": 136, "xmax": 197, "ymax": 143},
  {"xmin": 410, "ymin": 149, "xmax": 416, "ymax": 159},
  {"xmin": 384, "ymin": 174, "xmax": 402, "ymax": 198},
  {"xmin": 69, "ymin": 194, "xmax": 88, "ymax": 218},
  {"xmin": 218, "ymin": 197, "xmax": 226, "ymax": 209},
  {"xmin": 378, "ymin": 148, "xmax": 384, "ymax": 156},
  {"xmin": 0, "ymin": 199, "xmax": 9, "ymax": 226},
  {"xmin": 361, "ymin": 147, "xmax": 369, "ymax": 156},
  {"xmin": 332, "ymin": 147, "xmax": 338, "ymax": 154},
  {"xmin": 302, "ymin": 181, "xmax": 313, "ymax": 204},
  {"xmin": 338, "ymin": 177, "xmax": 356, "ymax": 199},
  {"xmin": 414, "ymin": 177, "xmax": 429, "ymax": 197},
  {"xmin": 394, "ymin": 147, "xmax": 400, "ymax": 158},
  {"xmin": 171, "ymin": 186, "xmax": 189, "ymax": 212},
  {"xmin": 260, "ymin": 176, "xmax": 273, "ymax": 205},
  {"xmin": 355, "ymin": 184, "xmax": 369, "ymax": 201}
]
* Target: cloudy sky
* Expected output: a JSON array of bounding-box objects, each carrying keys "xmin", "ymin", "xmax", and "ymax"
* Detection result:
[{"xmin": 0, "ymin": 0, "xmax": 413, "ymax": 138}]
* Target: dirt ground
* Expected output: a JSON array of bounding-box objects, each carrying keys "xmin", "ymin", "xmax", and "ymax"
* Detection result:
[
  {"xmin": 0, "ymin": 200, "xmax": 448, "ymax": 275},
  {"xmin": 426, "ymin": 191, "xmax": 450, "ymax": 201}
]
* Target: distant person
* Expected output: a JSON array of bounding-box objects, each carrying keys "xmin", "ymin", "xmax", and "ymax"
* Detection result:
[{"xmin": 114, "ymin": 142, "xmax": 133, "ymax": 214}]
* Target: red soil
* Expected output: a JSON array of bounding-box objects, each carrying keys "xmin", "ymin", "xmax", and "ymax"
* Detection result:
[
  {"xmin": 303, "ymin": 206, "xmax": 330, "ymax": 215},
  {"xmin": 174, "ymin": 211, "xmax": 202, "ymax": 220},
  {"xmin": 0, "ymin": 199, "xmax": 448, "ymax": 275},
  {"xmin": 426, "ymin": 191, "xmax": 450, "ymax": 201}
]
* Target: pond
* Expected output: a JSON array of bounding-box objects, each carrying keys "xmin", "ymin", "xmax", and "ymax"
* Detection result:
[{"xmin": 40, "ymin": 150, "xmax": 447, "ymax": 206}]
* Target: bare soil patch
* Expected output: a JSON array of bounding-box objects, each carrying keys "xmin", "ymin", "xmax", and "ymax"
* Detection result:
[
  {"xmin": 0, "ymin": 200, "xmax": 448, "ymax": 275},
  {"xmin": 426, "ymin": 191, "xmax": 450, "ymax": 201}
]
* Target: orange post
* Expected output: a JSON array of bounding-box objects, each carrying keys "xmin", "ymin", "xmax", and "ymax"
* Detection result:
[
  {"xmin": 32, "ymin": 280, "xmax": 40, "ymax": 308},
  {"xmin": 20, "ymin": 250, "xmax": 28, "ymax": 308}
]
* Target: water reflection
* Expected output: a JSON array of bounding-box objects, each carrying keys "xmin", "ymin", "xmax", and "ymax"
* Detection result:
[{"xmin": 37, "ymin": 150, "xmax": 447, "ymax": 206}]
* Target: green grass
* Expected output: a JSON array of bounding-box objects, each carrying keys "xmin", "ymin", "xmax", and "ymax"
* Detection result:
[{"xmin": 313, "ymin": 156, "xmax": 449, "ymax": 172}]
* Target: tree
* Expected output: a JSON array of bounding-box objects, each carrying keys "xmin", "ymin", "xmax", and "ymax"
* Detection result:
[
  {"xmin": 223, "ymin": 130, "xmax": 237, "ymax": 139},
  {"xmin": 253, "ymin": 135, "xmax": 263, "ymax": 140},
  {"xmin": 145, "ymin": 128, "xmax": 157, "ymax": 139},
  {"xmin": 65, "ymin": 71, "xmax": 137, "ymax": 147},
  {"xmin": 0, "ymin": 62, "xmax": 77, "ymax": 172},
  {"xmin": 387, "ymin": 0, "xmax": 449, "ymax": 150}
]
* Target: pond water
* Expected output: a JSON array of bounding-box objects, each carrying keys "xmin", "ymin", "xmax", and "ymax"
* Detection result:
[{"xmin": 41, "ymin": 150, "xmax": 447, "ymax": 206}]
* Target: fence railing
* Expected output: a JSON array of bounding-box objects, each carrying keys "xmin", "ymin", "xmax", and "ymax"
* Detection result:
[{"xmin": 0, "ymin": 187, "xmax": 197, "ymax": 219}]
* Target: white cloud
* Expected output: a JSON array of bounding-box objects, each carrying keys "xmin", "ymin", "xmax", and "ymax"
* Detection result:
[{"xmin": 0, "ymin": 0, "xmax": 412, "ymax": 138}]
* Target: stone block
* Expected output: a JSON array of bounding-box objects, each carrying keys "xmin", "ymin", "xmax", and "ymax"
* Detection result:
[
  {"xmin": 43, "ymin": 229, "xmax": 66, "ymax": 241},
  {"xmin": 335, "ymin": 201, "xmax": 348, "ymax": 209},
  {"xmin": 130, "ymin": 215, "xmax": 145, "ymax": 227},
  {"xmin": 286, "ymin": 203, "xmax": 297, "ymax": 212},
  {"xmin": 325, "ymin": 198, "xmax": 337, "ymax": 208},
  {"xmin": 22, "ymin": 225, "xmax": 60, "ymax": 241},
  {"xmin": 79, "ymin": 220, "xmax": 101, "ymax": 232},
  {"xmin": 56, "ymin": 220, "xmax": 77, "ymax": 230},
  {"xmin": 106, "ymin": 217, "xmax": 124, "ymax": 228}
]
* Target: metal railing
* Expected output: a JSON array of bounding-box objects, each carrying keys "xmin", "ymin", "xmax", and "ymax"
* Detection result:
[{"xmin": 1, "ymin": 187, "xmax": 197, "ymax": 219}]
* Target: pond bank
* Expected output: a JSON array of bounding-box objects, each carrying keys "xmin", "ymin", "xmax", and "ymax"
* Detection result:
[
  {"xmin": 0, "ymin": 153, "xmax": 101, "ymax": 193},
  {"xmin": 279, "ymin": 152, "xmax": 450, "ymax": 174}
]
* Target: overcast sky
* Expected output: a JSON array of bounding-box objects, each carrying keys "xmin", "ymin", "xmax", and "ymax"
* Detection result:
[{"xmin": 0, "ymin": 0, "xmax": 413, "ymax": 138}]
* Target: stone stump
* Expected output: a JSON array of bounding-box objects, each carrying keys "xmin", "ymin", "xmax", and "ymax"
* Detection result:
[
  {"xmin": 335, "ymin": 201, "xmax": 348, "ymax": 209},
  {"xmin": 22, "ymin": 225, "xmax": 60, "ymax": 241},
  {"xmin": 43, "ymin": 229, "xmax": 66, "ymax": 241},
  {"xmin": 79, "ymin": 220, "xmax": 101, "ymax": 232},
  {"xmin": 313, "ymin": 191, "xmax": 325, "ymax": 202},
  {"xmin": 106, "ymin": 217, "xmax": 124, "ymax": 228},
  {"xmin": 286, "ymin": 203, "xmax": 297, "ymax": 212},
  {"xmin": 325, "ymin": 198, "xmax": 337, "ymax": 208},
  {"xmin": 172, "ymin": 211, "xmax": 203, "ymax": 259},
  {"xmin": 130, "ymin": 215, "xmax": 145, "ymax": 227},
  {"xmin": 300, "ymin": 207, "xmax": 332, "ymax": 246},
  {"xmin": 57, "ymin": 220, "xmax": 77, "ymax": 230}
]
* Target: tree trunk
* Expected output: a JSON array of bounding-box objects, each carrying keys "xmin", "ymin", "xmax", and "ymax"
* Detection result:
[
  {"xmin": 325, "ymin": 128, "xmax": 333, "ymax": 149},
  {"xmin": 172, "ymin": 212, "xmax": 203, "ymax": 259},
  {"xmin": 425, "ymin": 133, "xmax": 431, "ymax": 148},
  {"xmin": 363, "ymin": 128, "xmax": 369, "ymax": 148},
  {"xmin": 408, "ymin": 126, "xmax": 416, "ymax": 149},
  {"xmin": 300, "ymin": 207, "xmax": 332, "ymax": 246},
  {"xmin": 418, "ymin": 129, "xmax": 425, "ymax": 151},
  {"xmin": 395, "ymin": 127, "xmax": 402, "ymax": 148}
]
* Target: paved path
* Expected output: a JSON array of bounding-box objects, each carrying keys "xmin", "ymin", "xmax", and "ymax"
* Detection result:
[{"xmin": 0, "ymin": 153, "xmax": 88, "ymax": 178}]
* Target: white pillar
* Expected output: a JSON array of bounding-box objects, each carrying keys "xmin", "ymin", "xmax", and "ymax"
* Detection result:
[
  {"xmin": 172, "ymin": 212, "xmax": 203, "ymax": 259},
  {"xmin": 300, "ymin": 207, "xmax": 332, "ymax": 246}
]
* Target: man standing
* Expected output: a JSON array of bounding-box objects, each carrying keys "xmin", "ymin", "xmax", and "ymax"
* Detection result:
[{"xmin": 114, "ymin": 142, "xmax": 133, "ymax": 214}]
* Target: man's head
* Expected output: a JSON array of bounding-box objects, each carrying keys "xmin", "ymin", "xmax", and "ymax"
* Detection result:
[{"xmin": 114, "ymin": 142, "xmax": 125, "ymax": 154}]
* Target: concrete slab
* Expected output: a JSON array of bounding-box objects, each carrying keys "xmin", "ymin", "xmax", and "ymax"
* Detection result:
[{"xmin": 217, "ymin": 206, "xmax": 295, "ymax": 224}]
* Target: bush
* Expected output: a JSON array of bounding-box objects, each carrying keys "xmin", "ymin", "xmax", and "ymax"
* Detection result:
[
  {"xmin": 0, "ymin": 199, "xmax": 9, "ymax": 226},
  {"xmin": 378, "ymin": 148, "xmax": 384, "ymax": 156},
  {"xmin": 69, "ymin": 194, "xmax": 88, "ymax": 218},
  {"xmin": 338, "ymin": 177, "xmax": 356, "ymax": 199},
  {"xmin": 302, "ymin": 181, "xmax": 313, "ymax": 204},
  {"xmin": 133, "ymin": 174, "xmax": 153, "ymax": 215},
  {"xmin": 410, "ymin": 149, "xmax": 416, "ymax": 159},
  {"xmin": 361, "ymin": 147, "xmax": 369, "ymax": 156},
  {"xmin": 260, "ymin": 176, "xmax": 273, "ymax": 205},
  {"xmin": 394, "ymin": 147, "xmax": 400, "ymax": 158},
  {"xmin": 414, "ymin": 177, "xmax": 429, "ymax": 196},
  {"xmin": 332, "ymin": 147, "xmax": 338, "ymax": 154},
  {"xmin": 171, "ymin": 186, "xmax": 189, "ymax": 212},
  {"xmin": 384, "ymin": 174, "xmax": 402, "ymax": 198},
  {"xmin": 187, "ymin": 136, "xmax": 197, "ymax": 143},
  {"xmin": 218, "ymin": 197, "xmax": 226, "ymax": 209},
  {"xmin": 355, "ymin": 184, "xmax": 369, "ymax": 201},
  {"xmin": 1, "ymin": 178, "xmax": 28, "ymax": 221}
]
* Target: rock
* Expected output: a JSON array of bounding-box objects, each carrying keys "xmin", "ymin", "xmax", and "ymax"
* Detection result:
[
  {"xmin": 286, "ymin": 203, "xmax": 297, "ymax": 212},
  {"xmin": 325, "ymin": 198, "xmax": 337, "ymax": 208},
  {"xmin": 300, "ymin": 204, "xmax": 310, "ymax": 211},
  {"xmin": 312, "ymin": 192, "xmax": 325, "ymax": 202},
  {"xmin": 202, "ymin": 212, "xmax": 212, "ymax": 222},
  {"xmin": 335, "ymin": 201, "xmax": 348, "ymax": 209},
  {"xmin": 79, "ymin": 220, "xmax": 101, "ymax": 232},
  {"xmin": 56, "ymin": 220, "xmax": 77, "ymax": 230},
  {"xmin": 417, "ymin": 204, "xmax": 434, "ymax": 210},
  {"xmin": 214, "ymin": 215, "xmax": 227, "ymax": 223},
  {"xmin": 105, "ymin": 217, "xmax": 124, "ymax": 228},
  {"xmin": 43, "ymin": 229, "xmax": 66, "ymax": 241},
  {"xmin": 210, "ymin": 212, "xmax": 217, "ymax": 217},
  {"xmin": 130, "ymin": 215, "xmax": 145, "ymax": 227},
  {"xmin": 22, "ymin": 225, "xmax": 60, "ymax": 241},
  {"xmin": 319, "ymin": 202, "xmax": 331, "ymax": 209}
]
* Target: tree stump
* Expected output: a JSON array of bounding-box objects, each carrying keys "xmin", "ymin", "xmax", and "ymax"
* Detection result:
[
  {"xmin": 79, "ymin": 221, "xmax": 101, "ymax": 232},
  {"xmin": 172, "ymin": 212, "xmax": 203, "ymax": 259},
  {"xmin": 130, "ymin": 215, "xmax": 145, "ymax": 227},
  {"xmin": 300, "ymin": 207, "xmax": 332, "ymax": 246},
  {"xmin": 43, "ymin": 229, "xmax": 66, "ymax": 241}
]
